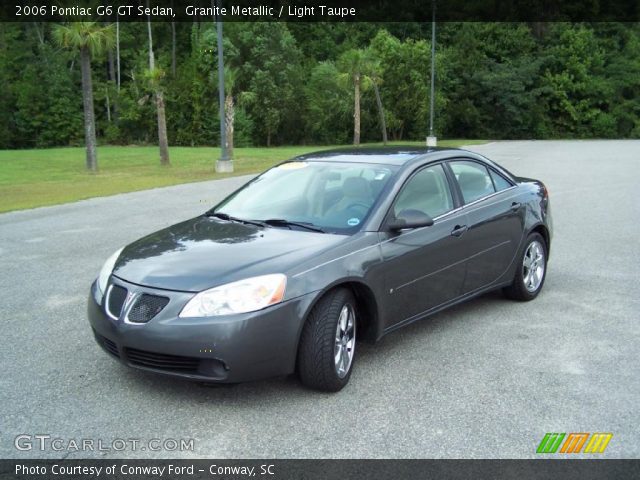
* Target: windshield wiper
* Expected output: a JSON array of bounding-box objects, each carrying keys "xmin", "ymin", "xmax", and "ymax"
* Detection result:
[
  {"xmin": 258, "ymin": 219, "xmax": 326, "ymax": 233},
  {"xmin": 206, "ymin": 211, "xmax": 265, "ymax": 228}
]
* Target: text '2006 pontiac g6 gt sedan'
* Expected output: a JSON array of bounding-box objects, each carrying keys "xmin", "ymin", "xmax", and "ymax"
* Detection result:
[{"xmin": 89, "ymin": 147, "xmax": 552, "ymax": 391}]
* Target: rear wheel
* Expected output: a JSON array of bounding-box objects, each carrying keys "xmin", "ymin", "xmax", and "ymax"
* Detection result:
[
  {"xmin": 504, "ymin": 232, "xmax": 547, "ymax": 301},
  {"xmin": 297, "ymin": 288, "xmax": 356, "ymax": 392}
]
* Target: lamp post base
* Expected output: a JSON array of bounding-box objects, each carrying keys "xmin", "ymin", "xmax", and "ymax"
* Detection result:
[
  {"xmin": 215, "ymin": 159, "xmax": 234, "ymax": 173},
  {"xmin": 426, "ymin": 136, "xmax": 437, "ymax": 147}
]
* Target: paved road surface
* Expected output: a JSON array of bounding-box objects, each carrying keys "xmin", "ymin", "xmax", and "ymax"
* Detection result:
[{"xmin": 1, "ymin": 140, "xmax": 638, "ymax": 458}]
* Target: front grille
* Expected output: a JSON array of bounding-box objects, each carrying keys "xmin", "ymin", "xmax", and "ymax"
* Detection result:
[
  {"xmin": 106, "ymin": 285, "xmax": 128, "ymax": 319},
  {"xmin": 93, "ymin": 330, "xmax": 120, "ymax": 358},
  {"xmin": 125, "ymin": 348, "xmax": 200, "ymax": 373},
  {"xmin": 127, "ymin": 294, "xmax": 169, "ymax": 323}
]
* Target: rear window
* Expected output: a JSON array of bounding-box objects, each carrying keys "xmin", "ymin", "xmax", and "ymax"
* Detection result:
[
  {"xmin": 490, "ymin": 169, "xmax": 513, "ymax": 191},
  {"xmin": 450, "ymin": 160, "xmax": 495, "ymax": 204}
]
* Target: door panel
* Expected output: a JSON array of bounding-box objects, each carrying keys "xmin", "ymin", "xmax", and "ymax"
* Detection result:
[
  {"xmin": 461, "ymin": 193, "xmax": 524, "ymax": 292},
  {"xmin": 448, "ymin": 159, "xmax": 525, "ymax": 292},
  {"xmin": 378, "ymin": 163, "xmax": 469, "ymax": 327},
  {"xmin": 379, "ymin": 212, "xmax": 469, "ymax": 327}
]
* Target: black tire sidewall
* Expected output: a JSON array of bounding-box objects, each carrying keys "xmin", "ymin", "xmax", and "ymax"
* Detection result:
[{"xmin": 297, "ymin": 288, "xmax": 357, "ymax": 391}]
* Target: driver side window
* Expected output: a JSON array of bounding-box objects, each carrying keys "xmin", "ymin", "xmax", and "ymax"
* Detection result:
[{"xmin": 393, "ymin": 164, "xmax": 453, "ymax": 219}]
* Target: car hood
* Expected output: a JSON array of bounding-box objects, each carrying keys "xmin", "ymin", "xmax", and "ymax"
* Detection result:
[{"xmin": 113, "ymin": 216, "xmax": 345, "ymax": 292}]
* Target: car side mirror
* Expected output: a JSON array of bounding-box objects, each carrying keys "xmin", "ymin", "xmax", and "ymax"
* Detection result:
[{"xmin": 387, "ymin": 209, "xmax": 434, "ymax": 231}]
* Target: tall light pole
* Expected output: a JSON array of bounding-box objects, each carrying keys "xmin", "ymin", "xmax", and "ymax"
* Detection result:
[
  {"xmin": 427, "ymin": 1, "xmax": 437, "ymax": 147},
  {"xmin": 215, "ymin": 0, "xmax": 233, "ymax": 172}
]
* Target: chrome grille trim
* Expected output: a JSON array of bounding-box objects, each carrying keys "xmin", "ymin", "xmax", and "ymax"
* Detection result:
[{"xmin": 105, "ymin": 284, "xmax": 127, "ymax": 320}]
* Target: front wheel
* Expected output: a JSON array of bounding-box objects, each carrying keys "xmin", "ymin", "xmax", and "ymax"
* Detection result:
[
  {"xmin": 504, "ymin": 232, "xmax": 547, "ymax": 301},
  {"xmin": 297, "ymin": 288, "xmax": 357, "ymax": 392}
]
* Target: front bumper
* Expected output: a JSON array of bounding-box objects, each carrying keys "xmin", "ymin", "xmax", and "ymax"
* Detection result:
[{"xmin": 88, "ymin": 277, "xmax": 315, "ymax": 383}]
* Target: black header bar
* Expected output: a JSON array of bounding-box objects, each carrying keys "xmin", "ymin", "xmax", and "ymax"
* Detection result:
[
  {"xmin": 2, "ymin": 0, "xmax": 639, "ymax": 23},
  {"xmin": 2, "ymin": 459, "xmax": 640, "ymax": 480}
]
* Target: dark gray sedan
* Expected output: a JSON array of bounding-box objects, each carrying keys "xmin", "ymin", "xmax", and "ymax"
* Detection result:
[{"xmin": 89, "ymin": 147, "xmax": 552, "ymax": 391}]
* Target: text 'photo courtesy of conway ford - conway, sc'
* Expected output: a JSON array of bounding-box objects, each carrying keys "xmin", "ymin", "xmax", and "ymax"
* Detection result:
[{"xmin": 89, "ymin": 146, "xmax": 552, "ymax": 391}]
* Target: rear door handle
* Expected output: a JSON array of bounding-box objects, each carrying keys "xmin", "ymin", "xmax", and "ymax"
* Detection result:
[
  {"xmin": 451, "ymin": 225, "xmax": 468, "ymax": 237},
  {"xmin": 510, "ymin": 202, "xmax": 521, "ymax": 211}
]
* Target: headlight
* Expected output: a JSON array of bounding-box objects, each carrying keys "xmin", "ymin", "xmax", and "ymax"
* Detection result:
[
  {"xmin": 97, "ymin": 247, "xmax": 124, "ymax": 295},
  {"xmin": 179, "ymin": 274, "xmax": 287, "ymax": 317}
]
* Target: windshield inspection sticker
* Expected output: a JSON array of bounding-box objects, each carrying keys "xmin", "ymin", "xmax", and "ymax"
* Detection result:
[{"xmin": 347, "ymin": 218, "xmax": 360, "ymax": 226}]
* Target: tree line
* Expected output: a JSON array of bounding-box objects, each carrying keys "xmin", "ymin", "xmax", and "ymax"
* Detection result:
[{"xmin": 0, "ymin": 22, "xmax": 638, "ymax": 168}]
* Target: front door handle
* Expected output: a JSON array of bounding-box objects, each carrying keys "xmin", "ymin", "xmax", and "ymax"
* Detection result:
[
  {"xmin": 510, "ymin": 201, "xmax": 521, "ymax": 211},
  {"xmin": 451, "ymin": 225, "xmax": 468, "ymax": 237}
]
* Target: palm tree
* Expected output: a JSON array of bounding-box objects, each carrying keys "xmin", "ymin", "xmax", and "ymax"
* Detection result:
[
  {"xmin": 146, "ymin": 12, "xmax": 170, "ymax": 166},
  {"xmin": 54, "ymin": 22, "xmax": 114, "ymax": 172},
  {"xmin": 338, "ymin": 49, "xmax": 378, "ymax": 146},
  {"xmin": 223, "ymin": 67, "xmax": 239, "ymax": 158},
  {"xmin": 364, "ymin": 53, "xmax": 388, "ymax": 145}
]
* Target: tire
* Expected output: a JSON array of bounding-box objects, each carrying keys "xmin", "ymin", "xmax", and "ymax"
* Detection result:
[
  {"xmin": 297, "ymin": 288, "xmax": 357, "ymax": 392},
  {"xmin": 503, "ymin": 232, "xmax": 548, "ymax": 301}
]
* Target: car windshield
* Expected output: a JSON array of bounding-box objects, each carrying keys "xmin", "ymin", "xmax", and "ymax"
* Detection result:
[{"xmin": 213, "ymin": 161, "xmax": 399, "ymax": 234}]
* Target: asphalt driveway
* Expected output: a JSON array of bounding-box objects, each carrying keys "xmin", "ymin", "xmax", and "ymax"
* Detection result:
[{"xmin": 1, "ymin": 140, "xmax": 638, "ymax": 458}]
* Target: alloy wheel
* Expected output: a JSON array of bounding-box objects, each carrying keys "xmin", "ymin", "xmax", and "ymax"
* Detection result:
[
  {"xmin": 334, "ymin": 304, "xmax": 356, "ymax": 378},
  {"xmin": 523, "ymin": 240, "xmax": 545, "ymax": 292}
]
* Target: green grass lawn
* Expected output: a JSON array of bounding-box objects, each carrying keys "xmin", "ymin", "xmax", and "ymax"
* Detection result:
[{"xmin": 0, "ymin": 140, "xmax": 487, "ymax": 213}]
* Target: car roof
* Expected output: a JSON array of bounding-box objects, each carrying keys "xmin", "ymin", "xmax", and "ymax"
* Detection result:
[{"xmin": 292, "ymin": 146, "xmax": 463, "ymax": 166}]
